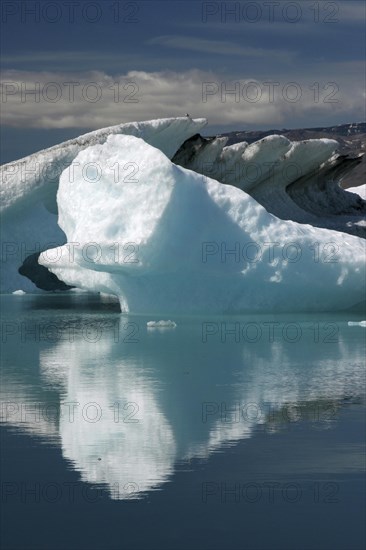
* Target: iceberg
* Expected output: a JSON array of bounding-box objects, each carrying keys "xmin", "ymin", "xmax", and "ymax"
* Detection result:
[
  {"xmin": 38, "ymin": 133, "xmax": 366, "ymax": 313},
  {"xmin": 1, "ymin": 116, "xmax": 365, "ymax": 309},
  {"xmin": 0, "ymin": 117, "xmax": 207, "ymax": 292},
  {"xmin": 173, "ymin": 133, "xmax": 366, "ymax": 237},
  {"xmin": 347, "ymin": 184, "xmax": 366, "ymax": 200},
  {"xmin": 147, "ymin": 320, "xmax": 177, "ymax": 329}
]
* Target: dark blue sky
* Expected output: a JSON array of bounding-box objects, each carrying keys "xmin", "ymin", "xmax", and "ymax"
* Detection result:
[{"xmin": 1, "ymin": 0, "xmax": 365, "ymax": 162}]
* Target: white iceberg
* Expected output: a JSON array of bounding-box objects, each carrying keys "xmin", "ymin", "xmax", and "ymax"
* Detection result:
[
  {"xmin": 39, "ymin": 133, "xmax": 366, "ymax": 314},
  {"xmin": 174, "ymin": 134, "xmax": 366, "ymax": 236},
  {"xmin": 0, "ymin": 117, "xmax": 207, "ymax": 293},
  {"xmin": 347, "ymin": 184, "xmax": 366, "ymax": 200},
  {"xmin": 1, "ymin": 116, "xmax": 365, "ymax": 306},
  {"xmin": 147, "ymin": 320, "xmax": 177, "ymax": 328}
]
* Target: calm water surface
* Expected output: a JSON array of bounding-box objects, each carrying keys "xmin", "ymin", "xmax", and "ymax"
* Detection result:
[{"xmin": 1, "ymin": 294, "xmax": 365, "ymax": 550}]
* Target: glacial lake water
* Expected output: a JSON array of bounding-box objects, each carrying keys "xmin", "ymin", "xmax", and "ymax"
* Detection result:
[{"xmin": 0, "ymin": 293, "xmax": 365, "ymax": 550}]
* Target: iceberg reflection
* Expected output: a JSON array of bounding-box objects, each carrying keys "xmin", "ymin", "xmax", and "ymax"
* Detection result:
[
  {"xmin": 1, "ymin": 309, "xmax": 365, "ymax": 499},
  {"xmin": 45, "ymin": 342, "xmax": 176, "ymax": 499}
]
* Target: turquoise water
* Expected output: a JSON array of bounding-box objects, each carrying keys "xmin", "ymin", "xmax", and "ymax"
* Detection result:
[{"xmin": 1, "ymin": 293, "xmax": 365, "ymax": 550}]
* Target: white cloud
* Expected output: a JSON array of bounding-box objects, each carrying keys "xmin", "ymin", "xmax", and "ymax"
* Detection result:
[
  {"xmin": 147, "ymin": 35, "xmax": 295, "ymax": 62},
  {"xmin": 0, "ymin": 68, "xmax": 364, "ymax": 130}
]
